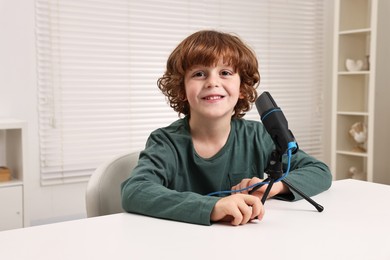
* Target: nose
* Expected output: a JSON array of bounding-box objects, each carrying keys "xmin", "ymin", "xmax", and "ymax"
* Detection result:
[{"xmin": 205, "ymin": 71, "xmax": 220, "ymax": 88}]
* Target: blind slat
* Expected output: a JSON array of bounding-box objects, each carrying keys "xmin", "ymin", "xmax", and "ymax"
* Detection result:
[{"xmin": 36, "ymin": 0, "xmax": 325, "ymax": 185}]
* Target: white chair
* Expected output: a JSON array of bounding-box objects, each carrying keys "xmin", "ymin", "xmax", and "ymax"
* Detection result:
[{"xmin": 85, "ymin": 151, "xmax": 140, "ymax": 217}]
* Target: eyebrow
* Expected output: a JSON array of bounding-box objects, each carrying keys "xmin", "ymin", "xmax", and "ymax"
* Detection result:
[{"xmin": 188, "ymin": 63, "xmax": 235, "ymax": 70}]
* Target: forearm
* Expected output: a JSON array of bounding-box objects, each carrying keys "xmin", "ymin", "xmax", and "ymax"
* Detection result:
[
  {"xmin": 121, "ymin": 177, "xmax": 219, "ymax": 225},
  {"xmin": 277, "ymin": 151, "xmax": 332, "ymax": 201}
]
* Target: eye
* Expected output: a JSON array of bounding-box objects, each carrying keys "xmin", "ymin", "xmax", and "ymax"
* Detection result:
[
  {"xmin": 221, "ymin": 70, "xmax": 233, "ymax": 76},
  {"xmin": 192, "ymin": 71, "xmax": 206, "ymax": 78}
]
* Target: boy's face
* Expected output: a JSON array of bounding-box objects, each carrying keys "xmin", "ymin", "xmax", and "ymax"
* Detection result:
[{"xmin": 184, "ymin": 59, "xmax": 241, "ymax": 120}]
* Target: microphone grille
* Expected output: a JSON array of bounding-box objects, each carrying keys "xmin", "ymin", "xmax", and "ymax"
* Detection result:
[{"xmin": 256, "ymin": 91, "xmax": 277, "ymax": 115}]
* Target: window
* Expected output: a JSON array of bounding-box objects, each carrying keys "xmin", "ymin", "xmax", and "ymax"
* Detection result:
[{"xmin": 36, "ymin": 0, "xmax": 325, "ymax": 185}]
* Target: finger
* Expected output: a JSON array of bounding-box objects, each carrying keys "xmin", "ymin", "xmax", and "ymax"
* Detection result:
[
  {"xmin": 253, "ymin": 200, "xmax": 265, "ymax": 220},
  {"xmin": 249, "ymin": 178, "xmax": 268, "ymax": 198},
  {"xmin": 244, "ymin": 195, "xmax": 263, "ymax": 220},
  {"xmin": 240, "ymin": 179, "xmax": 252, "ymax": 194},
  {"xmin": 248, "ymin": 177, "xmax": 265, "ymax": 191},
  {"xmin": 237, "ymin": 202, "xmax": 253, "ymax": 224},
  {"xmin": 234, "ymin": 179, "xmax": 252, "ymax": 194},
  {"xmin": 232, "ymin": 179, "xmax": 249, "ymax": 191},
  {"xmin": 257, "ymin": 205, "xmax": 265, "ymax": 221},
  {"xmin": 231, "ymin": 184, "xmax": 239, "ymax": 192},
  {"xmin": 229, "ymin": 207, "xmax": 244, "ymax": 226}
]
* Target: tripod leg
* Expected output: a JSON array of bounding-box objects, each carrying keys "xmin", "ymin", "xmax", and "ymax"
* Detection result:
[
  {"xmin": 248, "ymin": 177, "xmax": 270, "ymax": 194},
  {"xmin": 260, "ymin": 178, "xmax": 275, "ymax": 204},
  {"xmin": 248, "ymin": 177, "xmax": 275, "ymax": 204},
  {"xmin": 282, "ymin": 179, "xmax": 324, "ymax": 212}
]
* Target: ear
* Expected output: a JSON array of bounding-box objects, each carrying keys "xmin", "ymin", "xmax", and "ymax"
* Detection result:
[
  {"xmin": 180, "ymin": 89, "xmax": 188, "ymax": 101},
  {"xmin": 239, "ymin": 92, "xmax": 245, "ymax": 99}
]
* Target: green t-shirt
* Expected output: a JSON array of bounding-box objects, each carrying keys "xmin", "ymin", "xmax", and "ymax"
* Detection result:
[{"xmin": 121, "ymin": 117, "xmax": 331, "ymax": 225}]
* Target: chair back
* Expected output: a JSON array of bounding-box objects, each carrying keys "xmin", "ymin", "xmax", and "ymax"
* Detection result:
[{"xmin": 86, "ymin": 151, "xmax": 139, "ymax": 217}]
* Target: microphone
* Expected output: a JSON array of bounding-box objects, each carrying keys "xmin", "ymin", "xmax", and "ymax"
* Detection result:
[
  {"xmin": 253, "ymin": 92, "xmax": 325, "ymax": 212},
  {"xmin": 255, "ymin": 91, "xmax": 298, "ymax": 154}
]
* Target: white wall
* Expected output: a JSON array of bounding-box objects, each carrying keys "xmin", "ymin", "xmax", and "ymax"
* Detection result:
[
  {"xmin": 0, "ymin": 0, "xmax": 334, "ymax": 226},
  {"xmin": 0, "ymin": 0, "xmax": 87, "ymax": 226}
]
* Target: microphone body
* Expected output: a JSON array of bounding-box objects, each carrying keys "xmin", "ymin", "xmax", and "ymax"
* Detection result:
[{"xmin": 255, "ymin": 91, "xmax": 298, "ymax": 154}]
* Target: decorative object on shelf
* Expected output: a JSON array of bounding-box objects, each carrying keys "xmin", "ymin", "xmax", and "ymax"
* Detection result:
[
  {"xmin": 349, "ymin": 121, "xmax": 367, "ymax": 152},
  {"xmin": 0, "ymin": 166, "xmax": 12, "ymax": 182},
  {"xmin": 348, "ymin": 166, "xmax": 365, "ymax": 180},
  {"xmin": 345, "ymin": 58, "xmax": 364, "ymax": 72},
  {"xmin": 366, "ymin": 55, "xmax": 370, "ymax": 70}
]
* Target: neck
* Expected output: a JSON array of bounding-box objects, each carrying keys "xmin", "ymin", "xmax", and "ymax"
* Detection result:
[
  {"xmin": 189, "ymin": 115, "xmax": 232, "ymax": 158},
  {"xmin": 189, "ymin": 114, "xmax": 231, "ymax": 136}
]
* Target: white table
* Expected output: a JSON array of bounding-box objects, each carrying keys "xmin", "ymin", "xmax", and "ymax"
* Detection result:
[{"xmin": 0, "ymin": 179, "xmax": 389, "ymax": 260}]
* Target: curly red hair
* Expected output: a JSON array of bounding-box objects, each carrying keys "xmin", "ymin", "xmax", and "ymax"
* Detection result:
[{"xmin": 157, "ymin": 30, "xmax": 260, "ymax": 118}]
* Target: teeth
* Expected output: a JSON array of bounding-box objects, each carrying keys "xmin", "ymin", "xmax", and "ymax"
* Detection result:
[{"xmin": 205, "ymin": 96, "xmax": 222, "ymax": 100}]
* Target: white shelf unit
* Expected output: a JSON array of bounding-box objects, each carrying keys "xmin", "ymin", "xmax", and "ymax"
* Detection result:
[
  {"xmin": 331, "ymin": 0, "xmax": 390, "ymax": 184},
  {"xmin": 0, "ymin": 119, "xmax": 28, "ymax": 230}
]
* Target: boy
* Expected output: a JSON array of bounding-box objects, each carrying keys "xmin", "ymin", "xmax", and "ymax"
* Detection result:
[{"xmin": 121, "ymin": 30, "xmax": 332, "ymax": 226}]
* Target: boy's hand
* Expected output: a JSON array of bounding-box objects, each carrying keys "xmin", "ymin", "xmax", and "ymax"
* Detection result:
[
  {"xmin": 231, "ymin": 177, "xmax": 289, "ymax": 200},
  {"xmin": 210, "ymin": 194, "xmax": 264, "ymax": 226}
]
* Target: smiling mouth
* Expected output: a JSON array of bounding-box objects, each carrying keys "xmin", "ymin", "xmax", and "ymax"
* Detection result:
[{"xmin": 203, "ymin": 95, "xmax": 224, "ymax": 100}]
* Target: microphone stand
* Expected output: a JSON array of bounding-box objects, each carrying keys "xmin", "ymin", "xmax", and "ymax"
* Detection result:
[{"xmin": 250, "ymin": 150, "xmax": 324, "ymax": 212}]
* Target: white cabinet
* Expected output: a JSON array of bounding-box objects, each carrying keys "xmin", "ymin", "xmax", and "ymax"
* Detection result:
[
  {"xmin": 0, "ymin": 119, "xmax": 28, "ymax": 230},
  {"xmin": 0, "ymin": 186, "xmax": 23, "ymax": 230},
  {"xmin": 331, "ymin": 0, "xmax": 390, "ymax": 184}
]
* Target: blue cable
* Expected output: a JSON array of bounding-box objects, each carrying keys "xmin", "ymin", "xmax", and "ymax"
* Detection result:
[{"xmin": 206, "ymin": 145, "xmax": 294, "ymax": 197}]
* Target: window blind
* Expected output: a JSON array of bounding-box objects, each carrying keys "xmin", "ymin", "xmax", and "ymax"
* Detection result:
[{"xmin": 36, "ymin": 0, "xmax": 325, "ymax": 185}]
